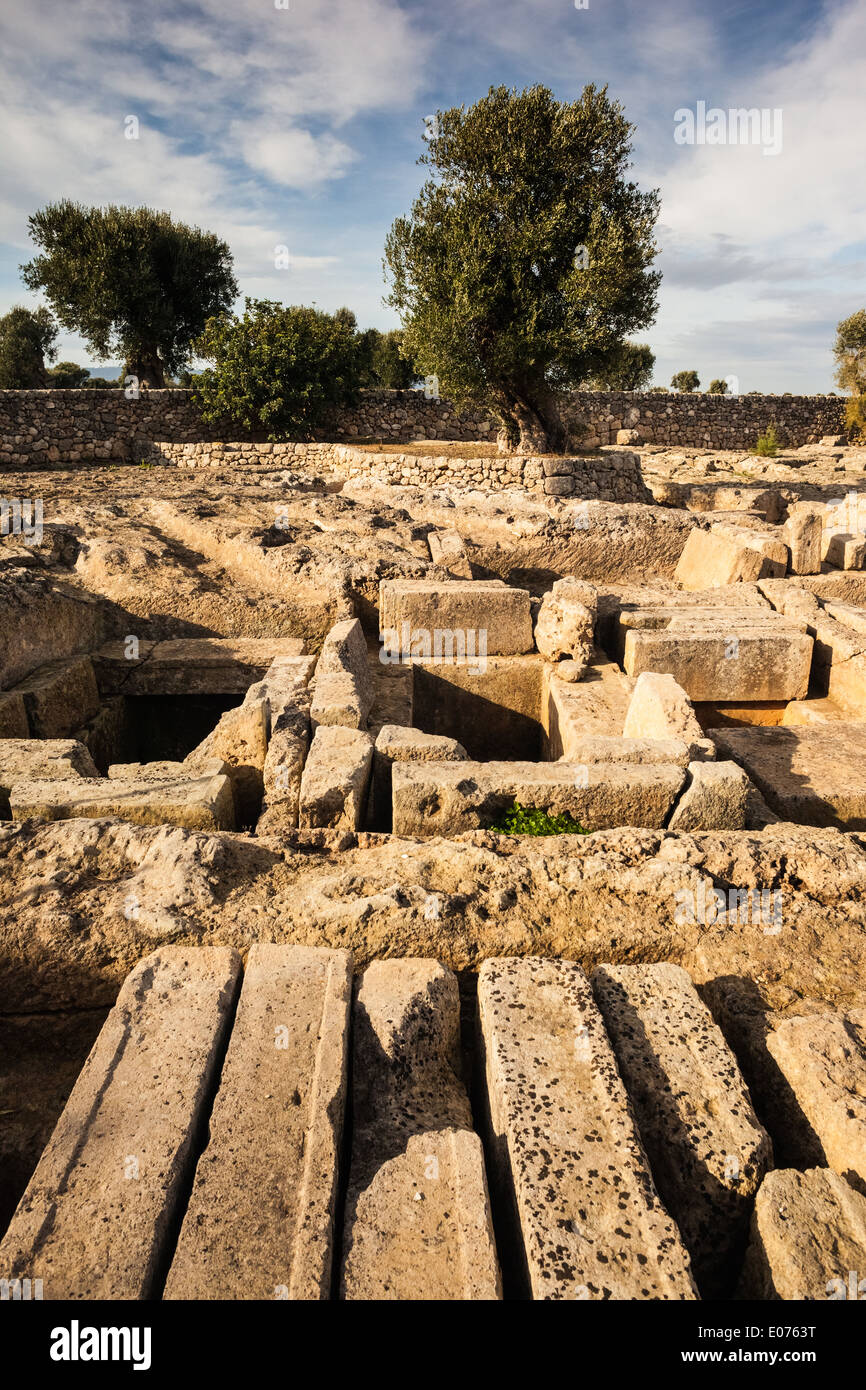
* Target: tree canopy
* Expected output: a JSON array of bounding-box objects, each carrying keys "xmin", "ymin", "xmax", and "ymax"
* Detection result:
[
  {"xmin": 193, "ymin": 299, "xmax": 360, "ymax": 439},
  {"xmin": 833, "ymin": 310, "xmax": 866, "ymax": 396},
  {"xmin": 671, "ymin": 370, "xmax": 700, "ymax": 393},
  {"xmin": 21, "ymin": 202, "xmax": 238, "ymax": 388},
  {"xmin": 384, "ymin": 83, "xmax": 661, "ymax": 452},
  {"xmin": 356, "ymin": 328, "xmax": 418, "ymax": 388},
  {"xmin": 585, "ymin": 341, "xmax": 655, "ymax": 391},
  {"xmin": 0, "ymin": 305, "xmax": 58, "ymax": 388}
]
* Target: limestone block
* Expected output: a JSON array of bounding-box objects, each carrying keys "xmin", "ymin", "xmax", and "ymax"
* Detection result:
[
  {"xmin": 298, "ymin": 725, "xmax": 373, "ymax": 831},
  {"xmin": 667, "ymin": 759, "xmax": 752, "ymax": 831},
  {"xmin": 372, "ymin": 723, "xmax": 467, "ymax": 826},
  {"xmin": 10, "ymin": 771, "xmax": 235, "ymax": 832},
  {"xmin": 534, "ymin": 578, "xmax": 596, "ymax": 674},
  {"xmin": 379, "ymin": 579, "xmax": 533, "ymax": 657},
  {"xmin": 108, "ymin": 758, "xmax": 227, "ymax": 781},
  {"xmin": 164, "ymin": 945, "xmax": 352, "ymax": 1300},
  {"xmin": 310, "ymin": 618, "xmax": 373, "ymax": 731},
  {"xmin": 766, "ymin": 1009, "xmax": 866, "ymax": 1194},
  {"xmin": 428, "ymin": 528, "xmax": 472, "ymax": 577},
  {"xmin": 392, "ymin": 759, "xmax": 686, "ymax": 835},
  {"xmin": 674, "ymin": 529, "xmax": 769, "ymax": 590},
  {"xmin": 94, "ymin": 638, "xmax": 308, "ymax": 696},
  {"xmin": 712, "ymin": 723, "xmax": 866, "ymax": 829},
  {"xmin": 184, "ymin": 696, "xmax": 268, "ymax": 826},
  {"xmin": 12, "ymin": 657, "xmax": 100, "ymax": 738},
  {"xmin": 592, "ymin": 963, "xmax": 771, "ymax": 1296},
  {"xmin": 622, "ymin": 671, "xmax": 704, "ymax": 747},
  {"xmin": 623, "ymin": 627, "xmax": 812, "ymax": 702},
  {"xmin": 477, "ymin": 957, "xmax": 697, "ymax": 1299},
  {"xmin": 739, "ymin": 1168, "xmax": 866, "ymax": 1300},
  {"xmin": 340, "ymin": 959, "xmax": 501, "ymax": 1300},
  {"xmin": 257, "ymin": 698, "xmax": 311, "ymax": 833},
  {"xmin": 782, "ymin": 503, "xmax": 823, "ymax": 575},
  {"xmin": 0, "ymin": 947, "xmax": 241, "ymax": 1299},
  {"xmin": 824, "ymin": 532, "xmax": 866, "ymax": 571},
  {"xmin": 0, "ymin": 738, "xmax": 99, "ymax": 796}
]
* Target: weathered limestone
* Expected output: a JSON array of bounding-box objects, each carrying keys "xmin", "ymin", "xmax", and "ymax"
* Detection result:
[
  {"xmin": 667, "ymin": 759, "xmax": 752, "ymax": 832},
  {"xmin": 0, "ymin": 690, "xmax": 29, "ymax": 738},
  {"xmin": 108, "ymin": 758, "xmax": 227, "ymax": 781},
  {"xmin": 623, "ymin": 626, "xmax": 812, "ymax": 702},
  {"xmin": 298, "ymin": 725, "xmax": 374, "ymax": 831},
  {"xmin": 739, "ymin": 1168, "xmax": 866, "ymax": 1300},
  {"xmin": 94, "ymin": 637, "xmax": 308, "ymax": 696},
  {"xmin": 428, "ymin": 528, "xmax": 472, "ymax": 578},
  {"xmin": 534, "ymin": 578, "xmax": 597, "ymax": 675},
  {"xmin": 379, "ymin": 579, "xmax": 533, "ymax": 657},
  {"xmin": 0, "ymin": 947, "xmax": 241, "ymax": 1299},
  {"xmin": 543, "ymin": 648, "xmax": 635, "ymax": 754},
  {"xmin": 310, "ymin": 618, "xmax": 373, "ymax": 731},
  {"xmin": 782, "ymin": 503, "xmax": 823, "ymax": 575},
  {"xmin": 372, "ymin": 723, "xmax": 468, "ymax": 826},
  {"xmin": 11, "ymin": 657, "xmax": 100, "ymax": 739},
  {"xmin": 713, "ymin": 723, "xmax": 866, "ymax": 828},
  {"xmin": 185, "ymin": 696, "xmax": 268, "ymax": 826},
  {"xmin": 622, "ymin": 671, "xmax": 705, "ymax": 749},
  {"xmin": 10, "ymin": 771, "xmax": 235, "ymax": 832},
  {"xmin": 546, "ymin": 734, "xmax": 706, "ymax": 768},
  {"xmin": 340, "ymin": 959, "xmax": 501, "ymax": 1300},
  {"xmin": 0, "ymin": 738, "xmax": 99, "ymax": 790},
  {"xmin": 591, "ymin": 963, "xmax": 771, "ymax": 1296},
  {"xmin": 824, "ymin": 532, "xmax": 866, "ymax": 571},
  {"xmin": 164, "ymin": 945, "xmax": 352, "ymax": 1300},
  {"xmin": 781, "ymin": 696, "xmax": 850, "ymax": 726},
  {"xmin": 391, "ymin": 759, "xmax": 686, "ymax": 835},
  {"xmin": 477, "ymin": 958, "xmax": 697, "ymax": 1299},
  {"xmin": 257, "ymin": 697, "xmax": 311, "ymax": 833},
  {"xmin": 766, "ymin": 1009, "xmax": 866, "ymax": 1195},
  {"xmin": 674, "ymin": 528, "xmax": 776, "ymax": 589}
]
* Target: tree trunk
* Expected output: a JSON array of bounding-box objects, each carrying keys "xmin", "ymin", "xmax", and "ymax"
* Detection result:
[
  {"xmin": 124, "ymin": 349, "xmax": 166, "ymax": 389},
  {"xmin": 495, "ymin": 387, "xmax": 577, "ymax": 455}
]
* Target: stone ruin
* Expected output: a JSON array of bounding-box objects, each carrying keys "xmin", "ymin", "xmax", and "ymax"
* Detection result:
[{"xmin": 1, "ymin": 428, "xmax": 866, "ymax": 1302}]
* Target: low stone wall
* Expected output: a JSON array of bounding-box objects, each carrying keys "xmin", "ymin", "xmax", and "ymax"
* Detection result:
[
  {"xmin": 333, "ymin": 445, "xmax": 653, "ymax": 502},
  {"xmin": 0, "ymin": 386, "xmax": 847, "ymax": 471}
]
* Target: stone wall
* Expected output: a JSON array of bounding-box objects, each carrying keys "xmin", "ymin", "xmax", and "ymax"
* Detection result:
[{"xmin": 0, "ymin": 386, "xmax": 847, "ymax": 470}]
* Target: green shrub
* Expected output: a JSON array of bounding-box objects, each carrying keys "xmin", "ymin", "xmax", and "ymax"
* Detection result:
[
  {"xmin": 490, "ymin": 800, "xmax": 589, "ymax": 836},
  {"xmin": 755, "ymin": 424, "xmax": 780, "ymax": 456},
  {"xmin": 707, "ymin": 378, "xmax": 728, "ymax": 395},
  {"xmin": 193, "ymin": 299, "xmax": 360, "ymax": 440}
]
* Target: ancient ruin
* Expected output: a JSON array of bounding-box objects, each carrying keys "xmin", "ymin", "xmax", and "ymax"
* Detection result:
[{"xmin": 2, "ymin": 406, "xmax": 866, "ymax": 1303}]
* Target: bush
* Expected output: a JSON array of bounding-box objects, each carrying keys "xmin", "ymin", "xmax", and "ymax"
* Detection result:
[
  {"xmin": 490, "ymin": 800, "xmax": 589, "ymax": 836},
  {"xmin": 670, "ymin": 370, "xmax": 700, "ymax": 392},
  {"xmin": 707, "ymin": 378, "xmax": 728, "ymax": 395},
  {"xmin": 46, "ymin": 360, "xmax": 89, "ymax": 387},
  {"xmin": 755, "ymin": 424, "xmax": 780, "ymax": 456},
  {"xmin": 193, "ymin": 299, "xmax": 361, "ymax": 440}
]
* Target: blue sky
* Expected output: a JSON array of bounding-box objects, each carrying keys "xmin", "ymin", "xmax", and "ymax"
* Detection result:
[{"xmin": 0, "ymin": 0, "xmax": 863, "ymax": 391}]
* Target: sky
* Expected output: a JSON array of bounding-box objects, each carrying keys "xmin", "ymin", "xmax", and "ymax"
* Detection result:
[{"xmin": 0, "ymin": 0, "xmax": 863, "ymax": 392}]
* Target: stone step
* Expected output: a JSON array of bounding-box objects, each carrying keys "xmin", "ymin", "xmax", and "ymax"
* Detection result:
[
  {"xmin": 164, "ymin": 945, "xmax": 352, "ymax": 1301},
  {"xmin": 340, "ymin": 959, "xmax": 501, "ymax": 1300},
  {"xmin": 0, "ymin": 947, "xmax": 241, "ymax": 1299},
  {"xmin": 591, "ymin": 963, "xmax": 772, "ymax": 1296},
  {"xmin": 476, "ymin": 957, "xmax": 698, "ymax": 1300}
]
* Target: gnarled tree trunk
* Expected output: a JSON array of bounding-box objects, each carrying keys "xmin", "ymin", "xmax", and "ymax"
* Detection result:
[
  {"xmin": 123, "ymin": 348, "xmax": 166, "ymax": 389},
  {"xmin": 493, "ymin": 384, "xmax": 581, "ymax": 455}
]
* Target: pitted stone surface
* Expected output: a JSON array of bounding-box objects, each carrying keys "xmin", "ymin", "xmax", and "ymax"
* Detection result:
[
  {"xmin": 164, "ymin": 945, "xmax": 352, "ymax": 1300},
  {"xmin": 477, "ymin": 957, "xmax": 697, "ymax": 1300},
  {"xmin": 739, "ymin": 1168, "xmax": 866, "ymax": 1300},
  {"xmin": 591, "ymin": 962, "xmax": 771, "ymax": 1296},
  {"xmin": 0, "ymin": 946, "xmax": 241, "ymax": 1299},
  {"xmin": 340, "ymin": 958, "xmax": 501, "ymax": 1300}
]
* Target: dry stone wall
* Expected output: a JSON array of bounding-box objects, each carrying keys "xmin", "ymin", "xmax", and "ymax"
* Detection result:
[{"xmin": 0, "ymin": 386, "xmax": 847, "ymax": 471}]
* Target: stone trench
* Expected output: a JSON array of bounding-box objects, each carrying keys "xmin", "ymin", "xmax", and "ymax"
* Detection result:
[{"xmin": 1, "ymin": 436, "xmax": 866, "ymax": 1301}]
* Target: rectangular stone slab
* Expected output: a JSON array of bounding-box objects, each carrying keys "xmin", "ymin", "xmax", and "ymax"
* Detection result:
[
  {"xmin": 10, "ymin": 772, "xmax": 235, "ymax": 831},
  {"xmin": 340, "ymin": 959, "xmax": 501, "ymax": 1300},
  {"xmin": 0, "ymin": 947, "xmax": 241, "ymax": 1299},
  {"xmin": 592, "ymin": 962, "xmax": 772, "ymax": 1297},
  {"xmin": 164, "ymin": 945, "xmax": 352, "ymax": 1300},
  {"xmin": 674, "ymin": 528, "xmax": 769, "ymax": 589},
  {"xmin": 623, "ymin": 627, "xmax": 812, "ymax": 701},
  {"xmin": 477, "ymin": 957, "xmax": 697, "ymax": 1299},
  {"xmin": 391, "ymin": 759, "xmax": 685, "ymax": 835},
  {"xmin": 712, "ymin": 723, "xmax": 866, "ymax": 828},
  {"xmin": 379, "ymin": 579, "xmax": 533, "ymax": 656},
  {"xmin": 11, "ymin": 656, "xmax": 100, "ymax": 738},
  {"xmin": 93, "ymin": 638, "xmax": 307, "ymax": 695},
  {"xmin": 298, "ymin": 725, "xmax": 373, "ymax": 831},
  {"xmin": 739, "ymin": 1168, "xmax": 866, "ymax": 1300},
  {"xmin": 766, "ymin": 1009, "xmax": 866, "ymax": 1194}
]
